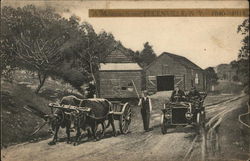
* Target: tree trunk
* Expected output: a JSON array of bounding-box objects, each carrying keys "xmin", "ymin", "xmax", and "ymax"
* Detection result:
[
  {"xmin": 35, "ymin": 73, "xmax": 47, "ymax": 94},
  {"xmin": 89, "ymin": 63, "xmax": 99, "ymax": 98}
]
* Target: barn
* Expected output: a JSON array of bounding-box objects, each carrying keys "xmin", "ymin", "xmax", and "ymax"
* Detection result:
[
  {"xmin": 98, "ymin": 49, "xmax": 142, "ymax": 99},
  {"xmin": 144, "ymin": 52, "xmax": 205, "ymax": 93}
]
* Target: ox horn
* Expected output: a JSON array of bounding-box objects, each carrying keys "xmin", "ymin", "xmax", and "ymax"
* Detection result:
[{"xmin": 30, "ymin": 121, "xmax": 48, "ymax": 136}]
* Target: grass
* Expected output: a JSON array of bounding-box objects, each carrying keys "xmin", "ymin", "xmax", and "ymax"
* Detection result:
[
  {"xmin": 1, "ymin": 81, "xmax": 52, "ymax": 148},
  {"xmin": 213, "ymin": 80, "xmax": 244, "ymax": 94},
  {"xmin": 1, "ymin": 70, "xmax": 85, "ymax": 148},
  {"xmin": 217, "ymin": 97, "xmax": 250, "ymax": 160}
]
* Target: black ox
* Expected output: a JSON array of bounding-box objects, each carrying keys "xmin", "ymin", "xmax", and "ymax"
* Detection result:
[
  {"xmin": 73, "ymin": 98, "xmax": 117, "ymax": 145},
  {"xmin": 46, "ymin": 95, "xmax": 83, "ymax": 145}
]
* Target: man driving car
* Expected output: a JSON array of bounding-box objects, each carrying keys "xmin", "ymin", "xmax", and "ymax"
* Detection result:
[{"xmin": 170, "ymin": 85, "xmax": 186, "ymax": 102}]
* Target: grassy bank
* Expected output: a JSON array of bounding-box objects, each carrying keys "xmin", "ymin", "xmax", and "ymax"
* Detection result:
[
  {"xmin": 216, "ymin": 97, "xmax": 250, "ymax": 160},
  {"xmin": 1, "ymin": 81, "xmax": 51, "ymax": 148},
  {"xmin": 1, "ymin": 71, "xmax": 84, "ymax": 148}
]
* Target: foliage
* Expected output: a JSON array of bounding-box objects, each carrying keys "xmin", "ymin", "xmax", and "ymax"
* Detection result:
[
  {"xmin": 1, "ymin": 5, "xmax": 72, "ymax": 93},
  {"xmin": 230, "ymin": 59, "xmax": 249, "ymax": 86},
  {"xmin": 204, "ymin": 67, "xmax": 218, "ymax": 85},
  {"xmin": 237, "ymin": 18, "xmax": 249, "ymax": 59},
  {"xmin": 68, "ymin": 22, "xmax": 117, "ymax": 96},
  {"xmin": 1, "ymin": 5, "xmax": 142, "ymax": 95},
  {"xmin": 137, "ymin": 42, "xmax": 157, "ymax": 67},
  {"xmin": 229, "ymin": 18, "xmax": 249, "ymax": 91}
]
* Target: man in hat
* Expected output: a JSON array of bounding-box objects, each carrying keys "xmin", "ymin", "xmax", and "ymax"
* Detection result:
[
  {"xmin": 170, "ymin": 84, "xmax": 186, "ymax": 102},
  {"xmin": 187, "ymin": 86, "xmax": 201, "ymax": 100},
  {"xmin": 187, "ymin": 86, "xmax": 202, "ymax": 110},
  {"xmin": 86, "ymin": 81, "xmax": 96, "ymax": 98},
  {"xmin": 138, "ymin": 90, "xmax": 152, "ymax": 132}
]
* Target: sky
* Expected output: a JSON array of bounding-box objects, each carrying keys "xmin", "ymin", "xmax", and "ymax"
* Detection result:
[{"xmin": 3, "ymin": 0, "xmax": 248, "ymax": 69}]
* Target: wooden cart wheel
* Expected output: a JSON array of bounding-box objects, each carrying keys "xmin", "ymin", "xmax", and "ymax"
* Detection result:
[
  {"xmin": 119, "ymin": 103, "xmax": 132, "ymax": 134},
  {"xmin": 161, "ymin": 114, "xmax": 167, "ymax": 134}
]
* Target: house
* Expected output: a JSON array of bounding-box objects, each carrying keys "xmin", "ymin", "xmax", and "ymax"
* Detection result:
[
  {"xmin": 144, "ymin": 52, "xmax": 205, "ymax": 92},
  {"xmin": 98, "ymin": 49, "xmax": 142, "ymax": 99}
]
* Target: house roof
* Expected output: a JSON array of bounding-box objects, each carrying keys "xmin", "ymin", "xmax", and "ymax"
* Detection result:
[
  {"xmin": 145, "ymin": 52, "xmax": 203, "ymax": 70},
  {"xmin": 104, "ymin": 48, "xmax": 133, "ymax": 63},
  {"xmin": 100, "ymin": 63, "xmax": 142, "ymax": 71}
]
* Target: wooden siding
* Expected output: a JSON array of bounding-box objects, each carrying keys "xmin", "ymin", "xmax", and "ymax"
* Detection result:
[
  {"xmin": 99, "ymin": 71, "xmax": 142, "ymax": 98},
  {"xmin": 145, "ymin": 54, "xmax": 205, "ymax": 92},
  {"xmin": 104, "ymin": 49, "xmax": 132, "ymax": 63},
  {"xmin": 185, "ymin": 68, "xmax": 205, "ymax": 91}
]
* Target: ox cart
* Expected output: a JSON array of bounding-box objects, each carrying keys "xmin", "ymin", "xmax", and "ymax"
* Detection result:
[{"xmin": 48, "ymin": 100, "xmax": 132, "ymax": 135}]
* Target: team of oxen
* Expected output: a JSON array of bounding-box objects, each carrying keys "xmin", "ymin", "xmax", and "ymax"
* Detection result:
[{"xmin": 24, "ymin": 96, "xmax": 117, "ymax": 145}]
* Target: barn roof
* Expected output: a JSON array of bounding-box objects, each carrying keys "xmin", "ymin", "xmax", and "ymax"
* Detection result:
[
  {"xmin": 145, "ymin": 52, "xmax": 203, "ymax": 70},
  {"xmin": 100, "ymin": 63, "xmax": 142, "ymax": 71},
  {"xmin": 104, "ymin": 48, "xmax": 133, "ymax": 63}
]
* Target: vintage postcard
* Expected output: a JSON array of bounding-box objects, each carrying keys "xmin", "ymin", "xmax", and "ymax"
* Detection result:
[{"xmin": 1, "ymin": 0, "xmax": 249, "ymax": 161}]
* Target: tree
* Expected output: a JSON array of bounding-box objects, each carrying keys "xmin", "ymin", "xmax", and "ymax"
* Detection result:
[
  {"xmin": 1, "ymin": 5, "xmax": 71, "ymax": 93},
  {"xmin": 72, "ymin": 22, "xmax": 116, "ymax": 96},
  {"xmin": 230, "ymin": 18, "xmax": 249, "ymax": 88},
  {"xmin": 237, "ymin": 18, "xmax": 249, "ymax": 60},
  {"xmin": 230, "ymin": 59, "xmax": 249, "ymax": 86},
  {"xmin": 138, "ymin": 42, "xmax": 157, "ymax": 67},
  {"xmin": 204, "ymin": 67, "xmax": 218, "ymax": 91}
]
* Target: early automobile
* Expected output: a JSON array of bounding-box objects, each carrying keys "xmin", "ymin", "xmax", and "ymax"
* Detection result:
[{"xmin": 161, "ymin": 93, "xmax": 207, "ymax": 134}]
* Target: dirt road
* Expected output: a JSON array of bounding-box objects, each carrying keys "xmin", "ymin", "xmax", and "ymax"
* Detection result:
[{"xmin": 1, "ymin": 94, "xmax": 248, "ymax": 161}]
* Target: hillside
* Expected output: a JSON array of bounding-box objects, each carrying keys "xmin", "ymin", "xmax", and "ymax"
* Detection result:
[
  {"xmin": 1, "ymin": 71, "xmax": 83, "ymax": 148},
  {"xmin": 1, "ymin": 81, "xmax": 51, "ymax": 148}
]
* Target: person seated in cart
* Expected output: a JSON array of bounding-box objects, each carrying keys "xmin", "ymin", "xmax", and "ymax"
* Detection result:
[
  {"xmin": 85, "ymin": 81, "xmax": 96, "ymax": 98},
  {"xmin": 170, "ymin": 85, "xmax": 186, "ymax": 102}
]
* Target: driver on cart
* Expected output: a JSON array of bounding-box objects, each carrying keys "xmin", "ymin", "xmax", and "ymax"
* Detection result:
[{"xmin": 170, "ymin": 85, "xmax": 186, "ymax": 102}]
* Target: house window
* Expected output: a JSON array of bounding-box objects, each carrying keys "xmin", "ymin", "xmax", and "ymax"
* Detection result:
[
  {"xmin": 195, "ymin": 73, "xmax": 199, "ymax": 84},
  {"xmin": 127, "ymin": 82, "xmax": 134, "ymax": 91},
  {"xmin": 128, "ymin": 82, "xmax": 133, "ymax": 86}
]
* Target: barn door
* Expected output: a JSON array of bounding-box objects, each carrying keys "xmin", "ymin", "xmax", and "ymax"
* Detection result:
[
  {"xmin": 147, "ymin": 76, "xmax": 157, "ymax": 92},
  {"xmin": 174, "ymin": 75, "xmax": 185, "ymax": 90},
  {"xmin": 156, "ymin": 75, "xmax": 174, "ymax": 91}
]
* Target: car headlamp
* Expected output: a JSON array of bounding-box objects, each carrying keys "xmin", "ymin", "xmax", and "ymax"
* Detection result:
[
  {"xmin": 165, "ymin": 112, "xmax": 172, "ymax": 119},
  {"xmin": 185, "ymin": 112, "xmax": 193, "ymax": 120}
]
